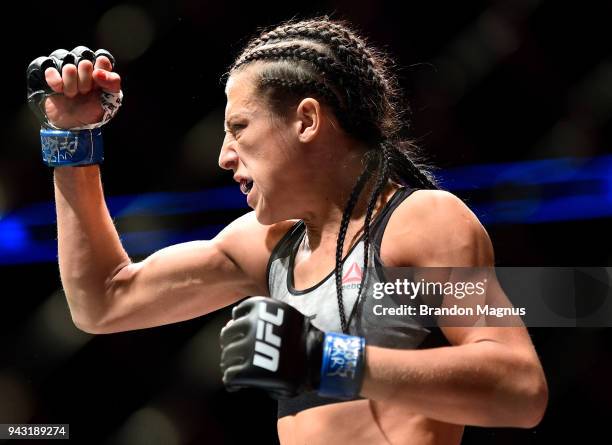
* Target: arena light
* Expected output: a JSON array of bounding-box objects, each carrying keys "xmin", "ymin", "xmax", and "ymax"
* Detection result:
[{"xmin": 96, "ymin": 4, "xmax": 155, "ymax": 62}]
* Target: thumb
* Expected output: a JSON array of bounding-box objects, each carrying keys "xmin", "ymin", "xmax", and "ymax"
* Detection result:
[{"xmin": 93, "ymin": 69, "xmax": 121, "ymax": 93}]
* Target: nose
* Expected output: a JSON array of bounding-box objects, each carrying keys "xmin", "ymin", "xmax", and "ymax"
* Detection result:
[{"xmin": 218, "ymin": 140, "xmax": 239, "ymax": 171}]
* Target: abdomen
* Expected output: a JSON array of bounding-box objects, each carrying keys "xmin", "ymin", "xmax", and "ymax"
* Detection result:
[{"xmin": 277, "ymin": 399, "xmax": 464, "ymax": 445}]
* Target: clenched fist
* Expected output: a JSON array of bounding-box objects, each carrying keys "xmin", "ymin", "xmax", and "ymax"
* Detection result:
[{"xmin": 27, "ymin": 46, "xmax": 122, "ymax": 129}]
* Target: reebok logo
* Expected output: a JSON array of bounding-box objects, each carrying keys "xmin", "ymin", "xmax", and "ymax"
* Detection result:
[
  {"xmin": 342, "ymin": 262, "xmax": 362, "ymax": 285},
  {"xmin": 253, "ymin": 303, "xmax": 284, "ymax": 372}
]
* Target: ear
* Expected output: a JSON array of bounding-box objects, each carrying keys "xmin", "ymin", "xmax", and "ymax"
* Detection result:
[{"xmin": 295, "ymin": 98, "xmax": 321, "ymax": 143}]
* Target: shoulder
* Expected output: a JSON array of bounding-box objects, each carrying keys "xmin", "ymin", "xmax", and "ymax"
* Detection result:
[
  {"xmin": 213, "ymin": 211, "xmax": 299, "ymax": 293},
  {"xmin": 216, "ymin": 211, "xmax": 298, "ymax": 251},
  {"xmin": 381, "ymin": 189, "xmax": 494, "ymax": 267}
]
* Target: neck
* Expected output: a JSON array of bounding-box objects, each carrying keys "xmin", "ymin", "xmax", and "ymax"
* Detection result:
[
  {"xmin": 286, "ymin": 132, "xmax": 397, "ymax": 255},
  {"xmin": 300, "ymin": 171, "xmax": 397, "ymax": 256}
]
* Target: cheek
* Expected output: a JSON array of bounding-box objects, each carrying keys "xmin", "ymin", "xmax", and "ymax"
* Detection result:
[{"xmin": 246, "ymin": 125, "xmax": 298, "ymax": 182}]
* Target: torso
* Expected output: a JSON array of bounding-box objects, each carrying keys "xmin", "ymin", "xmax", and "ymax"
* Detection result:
[
  {"xmin": 264, "ymin": 186, "xmax": 464, "ymax": 444},
  {"xmin": 277, "ymin": 400, "xmax": 464, "ymax": 445}
]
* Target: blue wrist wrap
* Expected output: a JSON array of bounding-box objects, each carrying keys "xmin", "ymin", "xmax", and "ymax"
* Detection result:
[
  {"xmin": 40, "ymin": 128, "xmax": 104, "ymax": 167},
  {"xmin": 318, "ymin": 332, "xmax": 366, "ymax": 399}
]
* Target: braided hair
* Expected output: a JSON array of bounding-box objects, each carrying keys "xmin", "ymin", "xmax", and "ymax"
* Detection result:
[{"xmin": 229, "ymin": 17, "xmax": 437, "ymax": 333}]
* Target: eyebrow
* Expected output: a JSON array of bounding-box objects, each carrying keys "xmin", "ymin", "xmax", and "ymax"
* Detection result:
[
  {"xmin": 224, "ymin": 112, "xmax": 251, "ymax": 129},
  {"xmin": 225, "ymin": 111, "xmax": 253, "ymax": 124}
]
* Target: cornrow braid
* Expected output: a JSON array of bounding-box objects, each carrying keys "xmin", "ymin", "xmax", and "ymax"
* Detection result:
[
  {"xmin": 233, "ymin": 43, "xmax": 340, "ymax": 75},
  {"xmin": 233, "ymin": 42, "xmax": 355, "ymax": 118},
  {"xmin": 237, "ymin": 20, "xmax": 388, "ymax": 99},
  {"xmin": 236, "ymin": 43, "xmax": 375, "ymax": 137},
  {"xmin": 259, "ymin": 76, "xmax": 342, "ymax": 114},
  {"xmin": 236, "ymin": 19, "xmax": 382, "ymax": 78},
  {"xmin": 232, "ymin": 21, "xmax": 395, "ymax": 142},
  {"xmin": 250, "ymin": 19, "xmax": 400, "ymax": 138},
  {"xmin": 233, "ymin": 45, "xmax": 340, "ymax": 86}
]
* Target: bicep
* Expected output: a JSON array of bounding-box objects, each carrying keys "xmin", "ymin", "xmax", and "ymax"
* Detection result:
[
  {"xmin": 442, "ymin": 325, "xmax": 536, "ymax": 351},
  {"xmin": 440, "ymin": 274, "xmax": 537, "ymax": 355},
  {"xmin": 95, "ymin": 238, "xmax": 253, "ymax": 333}
]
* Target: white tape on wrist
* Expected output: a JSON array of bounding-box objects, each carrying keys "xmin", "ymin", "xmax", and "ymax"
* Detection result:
[{"xmin": 69, "ymin": 90, "xmax": 124, "ymax": 130}]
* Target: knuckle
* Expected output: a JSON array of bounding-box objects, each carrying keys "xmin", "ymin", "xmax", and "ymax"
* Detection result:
[
  {"xmin": 71, "ymin": 46, "xmax": 95, "ymax": 64},
  {"xmin": 62, "ymin": 64, "xmax": 77, "ymax": 77},
  {"xmin": 78, "ymin": 59, "xmax": 94, "ymax": 71},
  {"xmin": 94, "ymin": 49, "xmax": 115, "ymax": 68}
]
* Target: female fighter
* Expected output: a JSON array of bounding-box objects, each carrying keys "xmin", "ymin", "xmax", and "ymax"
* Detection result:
[{"xmin": 27, "ymin": 17, "xmax": 547, "ymax": 445}]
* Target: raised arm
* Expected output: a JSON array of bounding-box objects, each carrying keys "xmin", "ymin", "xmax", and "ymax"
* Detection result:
[
  {"xmin": 27, "ymin": 47, "xmax": 282, "ymax": 334},
  {"xmin": 55, "ymin": 167, "xmax": 271, "ymax": 334}
]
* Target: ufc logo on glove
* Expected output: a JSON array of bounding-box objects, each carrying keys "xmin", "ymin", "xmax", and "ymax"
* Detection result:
[
  {"xmin": 220, "ymin": 297, "xmax": 365, "ymax": 399},
  {"xmin": 254, "ymin": 304, "xmax": 285, "ymax": 372}
]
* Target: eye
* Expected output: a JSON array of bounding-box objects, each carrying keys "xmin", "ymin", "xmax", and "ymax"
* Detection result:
[{"xmin": 225, "ymin": 123, "xmax": 246, "ymax": 138}]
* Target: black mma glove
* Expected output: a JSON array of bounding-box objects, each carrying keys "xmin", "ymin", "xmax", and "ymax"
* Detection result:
[
  {"xmin": 26, "ymin": 46, "xmax": 122, "ymax": 167},
  {"xmin": 220, "ymin": 297, "xmax": 366, "ymax": 400},
  {"xmin": 26, "ymin": 46, "xmax": 117, "ymax": 129}
]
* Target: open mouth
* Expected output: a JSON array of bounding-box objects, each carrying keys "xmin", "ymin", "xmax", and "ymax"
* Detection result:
[{"xmin": 240, "ymin": 179, "xmax": 254, "ymax": 195}]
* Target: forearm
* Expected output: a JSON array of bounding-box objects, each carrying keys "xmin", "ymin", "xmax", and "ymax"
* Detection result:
[
  {"xmin": 360, "ymin": 341, "xmax": 547, "ymax": 428},
  {"xmin": 54, "ymin": 165, "xmax": 130, "ymax": 328}
]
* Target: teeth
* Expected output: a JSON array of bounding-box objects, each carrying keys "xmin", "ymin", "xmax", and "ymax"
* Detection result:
[{"xmin": 240, "ymin": 180, "xmax": 253, "ymax": 195}]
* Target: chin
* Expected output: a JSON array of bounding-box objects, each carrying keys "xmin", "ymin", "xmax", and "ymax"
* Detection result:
[
  {"xmin": 254, "ymin": 207, "xmax": 277, "ymax": 226},
  {"xmin": 254, "ymin": 202, "xmax": 291, "ymax": 226}
]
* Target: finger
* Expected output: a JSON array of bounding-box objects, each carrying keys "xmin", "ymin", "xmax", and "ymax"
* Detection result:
[
  {"xmin": 219, "ymin": 318, "xmax": 249, "ymax": 348},
  {"xmin": 95, "ymin": 49, "xmax": 115, "ymax": 69},
  {"xmin": 222, "ymin": 364, "xmax": 247, "ymax": 386},
  {"xmin": 220, "ymin": 340, "xmax": 247, "ymax": 369},
  {"xmin": 44, "ymin": 67, "xmax": 63, "ymax": 94},
  {"xmin": 49, "ymin": 49, "xmax": 70, "ymax": 69},
  {"xmin": 71, "ymin": 46, "xmax": 95, "ymax": 65},
  {"xmin": 94, "ymin": 56, "xmax": 113, "ymax": 71},
  {"xmin": 220, "ymin": 318, "xmax": 235, "ymax": 334},
  {"xmin": 62, "ymin": 64, "xmax": 78, "ymax": 98},
  {"xmin": 232, "ymin": 298, "xmax": 260, "ymax": 319},
  {"xmin": 92, "ymin": 69, "xmax": 121, "ymax": 93},
  {"xmin": 77, "ymin": 60, "xmax": 94, "ymax": 94}
]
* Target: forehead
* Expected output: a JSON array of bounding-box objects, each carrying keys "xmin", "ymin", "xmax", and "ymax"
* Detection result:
[{"xmin": 224, "ymin": 69, "xmax": 261, "ymax": 119}]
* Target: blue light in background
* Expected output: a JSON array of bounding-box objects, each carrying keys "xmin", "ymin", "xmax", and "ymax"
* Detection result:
[
  {"xmin": 436, "ymin": 155, "xmax": 612, "ymax": 224},
  {"xmin": 438, "ymin": 155, "xmax": 612, "ymax": 190},
  {"xmin": 0, "ymin": 217, "xmax": 29, "ymax": 251},
  {"xmin": 1, "ymin": 155, "xmax": 610, "ymax": 264}
]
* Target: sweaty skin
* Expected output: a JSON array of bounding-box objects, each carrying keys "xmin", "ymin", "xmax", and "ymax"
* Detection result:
[{"xmin": 48, "ymin": 57, "xmax": 547, "ymax": 445}]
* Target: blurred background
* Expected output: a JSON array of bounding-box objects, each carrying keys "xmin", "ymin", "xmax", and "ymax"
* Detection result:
[{"xmin": 1, "ymin": 0, "xmax": 611, "ymax": 443}]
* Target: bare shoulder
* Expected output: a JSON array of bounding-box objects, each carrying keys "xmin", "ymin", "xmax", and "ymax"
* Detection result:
[
  {"xmin": 214, "ymin": 211, "xmax": 298, "ymax": 293},
  {"xmin": 216, "ymin": 211, "xmax": 297, "ymax": 248},
  {"xmin": 381, "ymin": 189, "xmax": 494, "ymax": 267}
]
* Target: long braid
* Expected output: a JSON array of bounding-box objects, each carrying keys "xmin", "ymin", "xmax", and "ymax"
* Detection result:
[
  {"xmin": 387, "ymin": 145, "xmax": 437, "ymax": 189},
  {"xmin": 334, "ymin": 163, "xmax": 373, "ymax": 333},
  {"xmin": 345, "ymin": 143, "xmax": 391, "ymax": 329}
]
